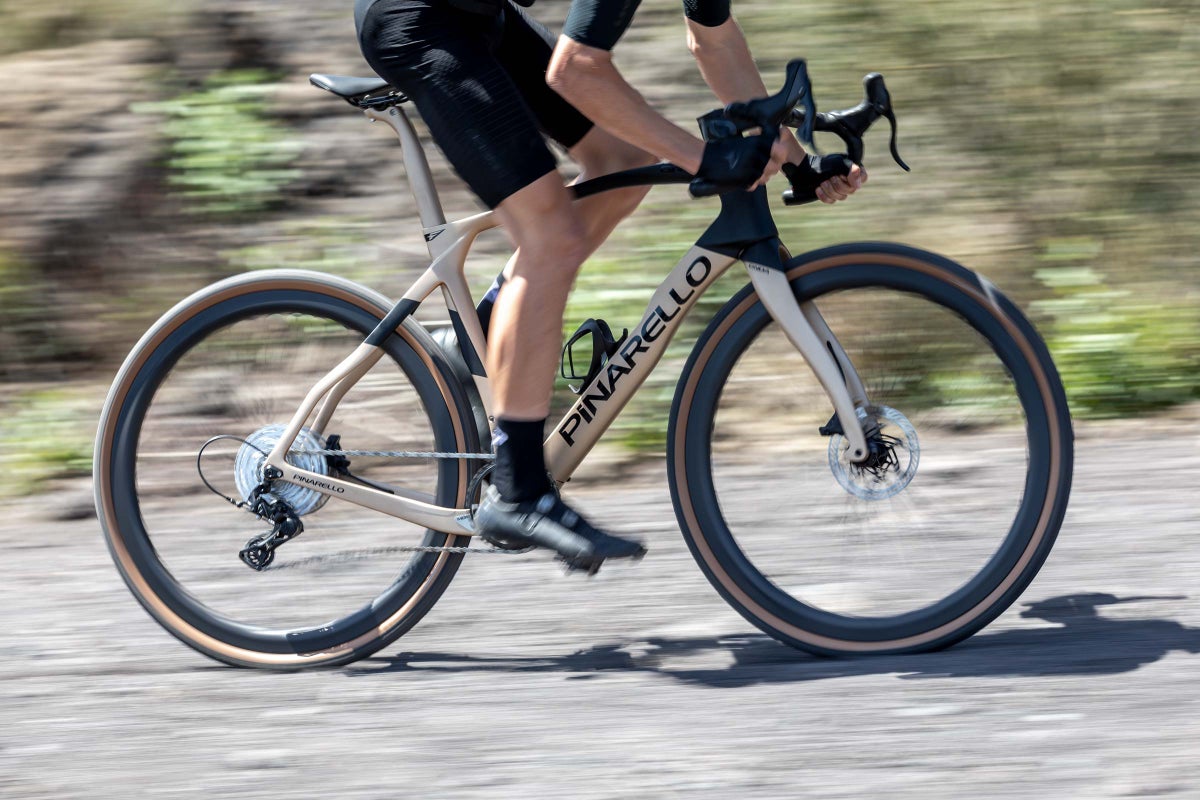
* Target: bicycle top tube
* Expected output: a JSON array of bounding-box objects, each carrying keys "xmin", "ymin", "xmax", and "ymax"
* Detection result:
[{"xmin": 568, "ymin": 163, "xmax": 693, "ymax": 200}]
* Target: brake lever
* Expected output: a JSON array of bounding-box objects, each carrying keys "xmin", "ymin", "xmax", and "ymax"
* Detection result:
[
  {"xmin": 697, "ymin": 59, "xmax": 815, "ymax": 144},
  {"xmin": 794, "ymin": 71, "xmax": 817, "ymax": 151},
  {"xmin": 785, "ymin": 72, "xmax": 910, "ymax": 172},
  {"xmin": 863, "ymin": 73, "xmax": 910, "ymax": 172}
]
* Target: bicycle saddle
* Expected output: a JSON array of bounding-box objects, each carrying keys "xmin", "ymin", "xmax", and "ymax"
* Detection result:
[{"xmin": 309, "ymin": 73, "xmax": 394, "ymax": 100}]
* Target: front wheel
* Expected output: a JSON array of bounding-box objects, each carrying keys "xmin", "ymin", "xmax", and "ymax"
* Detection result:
[{"xmin": 669, "ymin": 243, "xmax": 1073, "ymax": 655}]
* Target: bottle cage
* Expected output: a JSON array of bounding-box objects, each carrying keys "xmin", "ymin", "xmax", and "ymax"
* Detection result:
[{"xmin": 560, "ymin": 318, "xmax": 627, "ymax": 395}]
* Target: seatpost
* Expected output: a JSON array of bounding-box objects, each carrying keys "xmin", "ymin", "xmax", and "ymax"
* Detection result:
[{"xmin": 364, "ymin": 105, "xmax": 447, "ymax": 228}]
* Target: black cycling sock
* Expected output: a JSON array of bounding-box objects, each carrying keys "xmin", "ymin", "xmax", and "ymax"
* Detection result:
[{"xmin": 492, "ymin": 417, "xmax": 552, "ymax": 503}]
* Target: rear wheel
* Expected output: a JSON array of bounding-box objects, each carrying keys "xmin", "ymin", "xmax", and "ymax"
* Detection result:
[
  {"xmin": 94, "ymin": 271, "xmax": 479, "ymax": 668},
  {"xmin": 669, "ymin": 243, "xmax": 1073, "ymax": 655}
]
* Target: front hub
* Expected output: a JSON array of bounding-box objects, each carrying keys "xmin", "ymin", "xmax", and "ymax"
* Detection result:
[{"xmin": 827, "ymin": 405, "xmax": 920, "ymax": 500}]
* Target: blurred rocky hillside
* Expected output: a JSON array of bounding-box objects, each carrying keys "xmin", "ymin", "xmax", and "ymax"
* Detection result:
[{"xmin": 0, "ymin": 0, "xmax": 1196, "ymax": 413}]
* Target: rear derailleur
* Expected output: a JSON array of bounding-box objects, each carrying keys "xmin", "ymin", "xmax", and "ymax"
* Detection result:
[{"xmin": 238, "ymin": 466, "xmax": 304, "ymax": 571}]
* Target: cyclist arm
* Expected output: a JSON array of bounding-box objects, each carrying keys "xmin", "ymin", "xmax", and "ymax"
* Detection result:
[
  {"xmin": 549, "ymin": 0, "xmax": 862, "ymax": 199},
  {"xmin": 547, "ymin": 41, "xmax": 706, "ymax": 174},
  {"xmin": 686, "ymin": 17, "xmax": 801, "ymax": 159}
]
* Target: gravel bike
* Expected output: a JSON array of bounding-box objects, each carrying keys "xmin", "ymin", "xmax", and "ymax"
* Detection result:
[{"xmin": 94, "ymin": 61, "xmax": 1073, "ymax": 668}]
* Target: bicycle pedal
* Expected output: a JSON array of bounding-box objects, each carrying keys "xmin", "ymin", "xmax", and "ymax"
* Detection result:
[
  {"xmin": 481, "ymin": 531, "xmax": 537, "ymax": 552},
  {"xmin": 558, "ymin": 546, "xmax": 646, "ymax": 577},
  {"xmin": 558, "ymin": 555, "xmax": 604, "ymax": 576}
]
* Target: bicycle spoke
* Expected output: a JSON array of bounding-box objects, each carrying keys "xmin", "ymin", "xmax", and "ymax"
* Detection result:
[{"xmin": 131, "ymin": 307, "xmax": 454, "ymax": 631}]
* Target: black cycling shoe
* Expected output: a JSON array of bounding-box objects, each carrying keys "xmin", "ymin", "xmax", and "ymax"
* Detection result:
[{"xmin": 474, "ymin": 486, "xmax": 646, "ymax": 575}]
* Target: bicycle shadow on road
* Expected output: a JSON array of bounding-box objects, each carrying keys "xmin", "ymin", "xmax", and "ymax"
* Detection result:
[{"xmin": 346, "ymin": 593, "xmax": 1200, "ymax": 687}]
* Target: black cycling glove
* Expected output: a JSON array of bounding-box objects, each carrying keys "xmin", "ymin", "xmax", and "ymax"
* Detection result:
[
  {"xmin": 697, "ymin": 131, "xmax": 775, "ymax": 190},
  {"xmin": 780, "ymin": 153, "xmax": 855, "ymax": 205}
]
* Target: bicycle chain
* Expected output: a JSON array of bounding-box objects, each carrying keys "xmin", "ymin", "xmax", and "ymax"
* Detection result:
[
  {"xmin": 260, "ymin": 542, "xmax": 530, "ymax": 571},
  {"xmin": 293, "ymin": 448, "xmax": 494, "ymax": 460},
  {"xmin": 253, "ymin": 447, "xmax": 521, "ymax": 569}
]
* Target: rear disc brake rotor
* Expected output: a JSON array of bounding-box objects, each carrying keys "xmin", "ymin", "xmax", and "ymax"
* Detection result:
[{"xmin": 233, "ymin": 424, "xmax": 330, "ymax": 516}]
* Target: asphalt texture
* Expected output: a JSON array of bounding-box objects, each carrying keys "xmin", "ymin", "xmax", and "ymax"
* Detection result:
[{"xmin": 2, "ymin": 417, "xmax": 1199, "ymax": 799}]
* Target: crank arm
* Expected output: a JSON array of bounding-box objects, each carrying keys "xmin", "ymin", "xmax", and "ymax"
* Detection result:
[{"xmin": 748, "ymin": 267, "xmax": 870, "ymax": 463}]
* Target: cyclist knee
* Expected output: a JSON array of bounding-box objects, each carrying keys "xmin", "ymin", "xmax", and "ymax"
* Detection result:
[
  {"xmin": 546, "ymin": 227, "xmax": 590, "ymax": 275},
  {"xmin": 518, "ymin": 215, "xmax": 589, "ymax": 275}
]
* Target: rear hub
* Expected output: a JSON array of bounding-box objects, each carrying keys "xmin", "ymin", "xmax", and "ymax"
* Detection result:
[{"xmin": 233, "ymin": 424, "xmax": 330, "ymax": 516}]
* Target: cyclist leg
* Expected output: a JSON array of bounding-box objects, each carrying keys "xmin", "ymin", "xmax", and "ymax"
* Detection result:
[
  {"xmin": 496, "ymin": 1, "xmax": 655, "ymax": 249},
  {"xmin": 471, "ymin": 6, "xmax": 650, "ymax": 566},
  {"xmin": 357, "ymin": 0, "xmax": 644, "ymax": 568},
  {"xmin": 475, "ymin": 2, "xmax": 655, "ymax": 330},
  {"xmin": 489, "ymin": 175, "xmax": 588, "ymax": 422}
]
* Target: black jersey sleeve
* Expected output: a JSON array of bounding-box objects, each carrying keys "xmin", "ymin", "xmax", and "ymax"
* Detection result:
[
  {"xmin": 563, "ymin": 0, "xmax": 731, "ymax": 52},
  {"xmin": 683, "ymin": 0, "xmax": 731, "ymax": 27}
]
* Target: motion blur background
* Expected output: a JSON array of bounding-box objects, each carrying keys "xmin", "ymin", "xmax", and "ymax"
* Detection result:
[
  {"xmin": 2, "ymin": 2, "xmax": 1199, "ymax": 797},
  {"xmin": 1, "ymin": 0, "xmax": 1196, "ymax": 490}
]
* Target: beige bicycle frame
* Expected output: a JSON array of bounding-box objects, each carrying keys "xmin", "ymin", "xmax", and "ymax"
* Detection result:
[{"xmin": 263, "ymin": 103, "xmax": 871, "ymax": 536}]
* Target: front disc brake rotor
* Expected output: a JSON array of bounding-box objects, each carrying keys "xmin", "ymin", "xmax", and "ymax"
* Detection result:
[
  {"xmin": 233, "ymin": 424, "xmax": 330, "ymax": 516},
  {"xmin": 828, "ymin": 405, "xmax": 920, "ymax": 501}
]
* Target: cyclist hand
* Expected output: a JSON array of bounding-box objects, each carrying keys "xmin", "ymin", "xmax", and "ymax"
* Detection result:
[
  {"xmin": 816, "ymin": 162, "xmax": 867, "ymax": 204},
  {"xmin": 749, "ymin": 137, "xmax": 792, "ymax": 192},
  {"xmin": 698, "ymin": 131, "xmax": 776, "ymax": 191},
  {"xmin": 781, "ymin": 153, "xmax": 869, "ymax": 205}
]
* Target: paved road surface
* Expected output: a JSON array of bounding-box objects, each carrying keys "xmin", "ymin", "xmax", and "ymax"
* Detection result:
[{"xmin": 2, "ymin": 417, "xmax": 1198, "ymax": 798}]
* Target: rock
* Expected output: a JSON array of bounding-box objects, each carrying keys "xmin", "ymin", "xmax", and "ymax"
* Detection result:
[{"xmin": 0, "ymin": 40, "xmax": 161, "ymax": 261}]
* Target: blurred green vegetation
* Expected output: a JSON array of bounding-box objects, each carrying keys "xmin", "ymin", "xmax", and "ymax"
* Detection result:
[
  {"xmin": 1, "ymin": 0, "xmax": 1198, "ymax": 490},
  {"xmin": 0, "ymin": 389, "xmax": 95, "ymax": 498},
  {"xmin": 133, "ymin": 70, "xmax": 303, "ymax": 216},
  {"xmin": 0, "ymin": 251, "xmax": 83, "ymax": 378},
  {"xmin": 1034, "ymin": 253, "xmax": 1199, "ymax": 417}
]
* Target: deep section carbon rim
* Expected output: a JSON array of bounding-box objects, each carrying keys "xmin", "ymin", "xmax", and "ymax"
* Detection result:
[{"xmin": 99, "ymin": 280, "xmax": 473, "ymax": 663}]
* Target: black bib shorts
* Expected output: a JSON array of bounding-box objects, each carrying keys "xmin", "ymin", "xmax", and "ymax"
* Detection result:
[{"xmin": 355, "ymin": 0, "xmax": 595, "ymax": 209}]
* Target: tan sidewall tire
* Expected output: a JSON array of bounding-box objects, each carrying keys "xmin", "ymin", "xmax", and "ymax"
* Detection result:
[
  {"xmin": 94, "ymin": 270, "xmax": 478, "ymax": 669},
  {"xmin": 668, "ymin": 243, "xmax": 1073, "ymax": 655}
]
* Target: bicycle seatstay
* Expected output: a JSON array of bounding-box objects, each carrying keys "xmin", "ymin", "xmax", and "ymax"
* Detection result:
[{"xmin": 262, "ymin": 207, "xmax": 500, "ymax": 537}]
